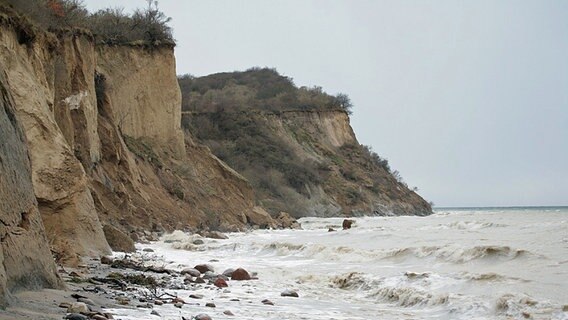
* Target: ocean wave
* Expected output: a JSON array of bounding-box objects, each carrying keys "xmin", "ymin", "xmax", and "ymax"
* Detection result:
[
  {"xmin": 420, "ymin": 221, "xmax": 508, "ymax": 231},
  {"xmin": 331, "ymin": 272, "xmax": 449, "ymax": 307},
  {"xmin": 382, "ymin": 245, "xmax": 532, "ymax": 263}
]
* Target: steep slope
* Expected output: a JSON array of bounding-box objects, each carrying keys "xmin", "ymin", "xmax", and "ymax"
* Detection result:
[
  {"xmin": 0, "ymin": 6, "xmax": 278, "ymax": 267},
  {"xmin": 0, "ymin": 70, "xmax": 61, "ymax": 307},
  {"xmin": 180, "ymin": 69, "xmax": 432, "ymax": 217}
]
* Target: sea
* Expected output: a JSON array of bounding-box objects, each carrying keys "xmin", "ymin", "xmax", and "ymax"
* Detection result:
[{"xmin": 108, "ymin": 207, "xmax": 568, "ymax": 320}]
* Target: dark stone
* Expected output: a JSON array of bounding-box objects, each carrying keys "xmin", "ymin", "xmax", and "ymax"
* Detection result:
[
  {"xmin": 281, "ymin": 289, "xmax": 299, "ymax": 297},
  {"xmin": 342, "ymin": 219, "xmax": 354, "ymax": 230},
  {"xmin": 231, "ymin": 268, "xmax": 251, "ymax": 281},
  {"xmin": 194, "ymin": 264, "xmax": 214, "ymax": 273}
]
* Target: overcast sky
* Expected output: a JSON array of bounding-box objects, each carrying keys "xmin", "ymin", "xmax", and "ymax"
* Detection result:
[{"xmin": 84, "ymin": 0, "xmax": 568, "ymax": 207}]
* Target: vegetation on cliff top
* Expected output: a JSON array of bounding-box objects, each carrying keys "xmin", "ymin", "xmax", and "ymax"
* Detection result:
[
  {"xmin": 179, "ymin": 68, "xmax": 353, "ymax": 114},
  {"xmin": 0, "ymin": 0, "xmax": 174, "ymax": 46}
]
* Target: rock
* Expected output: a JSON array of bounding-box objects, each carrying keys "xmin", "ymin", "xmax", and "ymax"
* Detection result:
[
  {"xmin": 150, "ymin": 310, "xmax": 161, "ymax": 316},
  {"xmin": 103, "ymin": 225, "xmax": 136, "ymax": 252},
  {"xmin": 245, "ymin": 206, "xmax": 277, "ymax": 229},
  {"xmin": 189, "ymin": 294, "xmax": 204, "ymax": 299},
  {"xmin": 91, "ymin": 315, "xmax": 108, "ymax": 320},
  {"xmin": 202, "ymin": 231, "xmax": 229, "ymax": 239},
  {"xmin": 115, "ymin": 297, "xmax": 130, "ymax": 305},
  {"xmin": 154, "ymin": 300, "xmax": 164, "ymax": 305},
  {"xmin": 563, "ymin": 305, "xmax": 568, "ymax": 312},
  {"xmin": 172, "ymin": 297, "xmax": 186, "ymax": 304},
  {"xmin": 174, "ymin": 302, "xmax": 183, "ymax": 308},
  {"xmin": 59, "ymin": 302, "xmax": 71, "ymax": 309},
  {"xmin": 231, "ymin": 268, "xmax": 251, "ymax": 281},
  {"xmin": 281, "ymin": 289, "xmax": 299, "ymax": 297},
  {"xmin": 100, "ymin": 256, "xmax": 113, "ymax": 265},
  {"xmin": 194, "ymin": 277, "xmax": 206, "ymax": 284},
  {"xmin": 214, "ymin": 278, "xmax": 228, "ymax": 288},
  {"xmin": 276, "ymin": 212, "xmax": 301, "ymax": 229},
  {"xmin": 205, "ymin": 302, "xmax": 216, "ymax": 307},
  {"xmin": 68, "ymin": 302, "xmax": 89, "ymax": 314},
  {"xmin": 342, "ymin": 219, "xmax": 354, "ymax": 230},
  {"xmin": 181, "ymin": 268, "xmax": 201, "ymax": 277},
  {"xmin": 328, "ymin": 227, "xmax": 336, "ymax": 232},
  {"xmin": 65, "ymin": 314, "xmax": 88, "ymax": 320},
  {"xmin": 142, "ymin": 248, "xmax": 154, "ymax": 252},
  {"xmin": 77, "ymin": 297, "xmax": 96, "ymax": 306},
  {"xmin": 223, "ymin": 310, "xmax": 234, "ymax": 316},
  {"xmin": 194, "ymin": 264, "xmax": 215, "ymax": 273},
  {"xmin": 193, "ymin": 314, "xmax": 212, "ymax": 320},
  {"xmin": 261, "ymin": 299, "xmax": 274, "ymax": 305},
  {"xmin": 193, "ymin": 239, "xmax": 205, "ymax": 245},
  {"xmin": 222, "ymin": 268, "xmax": 235, "ymax": 277},
  {"xmin": 202, "ymin": 271, "xmax": 217, "ymax": 279}
]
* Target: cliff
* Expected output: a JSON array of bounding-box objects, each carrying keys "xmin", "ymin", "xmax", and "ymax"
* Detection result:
[
  {"xmin": 0, "ymin": 70, "xmax": 62, "ymax": 307},
  {"xmin": 180, "ymin": 70, "xmax": 432, "ymax": 217},
  {"xmin": 0, "ymin": 6, "xmax": 275, "ymax": 305}
]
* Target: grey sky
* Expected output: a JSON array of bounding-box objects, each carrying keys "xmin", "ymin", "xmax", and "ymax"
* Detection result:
[{"xmin": 84, "ymin": 0, "xmax": 568, "ymax": 207}]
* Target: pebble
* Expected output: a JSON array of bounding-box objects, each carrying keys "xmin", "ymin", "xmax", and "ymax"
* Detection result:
[
  {"xmin": 231, "ymin": 268, "xmax": 251, "ymax": 281},
  {"xmin": 150, "ymin": 310, "xmax": 161, "ymax": 316},
  {"xmin": 67, "ymin": 302, "xmax": 89, "ymax": 313},
  {"xmin": 154, "ymin": 300, "xmax": 164, "ymax": 305},
  {"xmin": 328, "ymin": 227, "xmax": 336, "ymax": 232},
  {"xmin": 193, "ymin": 239, "xmax": 205, "ymax": 245},
  {"xmin": 59, "ymin": 302, "xmax": 71, "ymax": 309},
  {"xmin": 205, "ymin": 302, "xmax": 216, "ymax": 307},
  {"xmin": 174, "ymin": 302, "xmax": 184, "ymax": 308},
  {"xmin": 214, "ymin": 278, "xmax": 228, "ymax": 288},
  {"xmin": 194, "ymin": 264, "xmax": 214, "ymax": 273},
  {"xmin": 281, "ymin": 289, "xmax": 299, "ymax": 297},
  {"xmin": 91, "ymin": 315, "xmax": 108, "ymax": 320},
  {"xmin": 193, "ymin": 314, "xmax": 212, "ymax": 320},
  {"xmin": 223, "ymin": 310, "xmax": 235, "ymax": 316},
  {"xmin": 189, "ymin": 294, "xmax": 204, "ymax": 299},
  {"xmin": 181, "ymin": 268, "xmax": 201, "ymax": 277},
  {"xmin": 172, "ymin": 297, "xmax": 186, "ymax": 304},
  {"xmin": 65, "ymin": 314, "xmax": 87, "ymax": 320},
  {"xmin": 142, "ymin": 248, "xmax": 154, "ymax": 252},
  {"xmin": 222, "ymin": 268, "xmax": 235, "ymax": 277},
  {"xmin": 261, "ymin": 299, "xmax": 274, "ymax": 305}
]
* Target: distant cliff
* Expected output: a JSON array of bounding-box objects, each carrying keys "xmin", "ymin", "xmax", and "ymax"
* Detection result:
[{"xmin": 180, "ymin": 69, "xmax": 432, "ymax": 217}]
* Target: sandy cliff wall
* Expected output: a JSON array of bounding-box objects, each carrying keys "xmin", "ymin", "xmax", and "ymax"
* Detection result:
[
  {"xmin": 0, "ymin": 26, "xmax": 110, "ymax": 265},
  {"xmin": 0, "ymin": 70, "xmax": 61, "ymax": 307}
]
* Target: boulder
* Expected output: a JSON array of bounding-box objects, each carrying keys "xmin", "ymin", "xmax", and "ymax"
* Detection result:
[
  {"xmin": 181, "ymin": 268, "xmax": 201, "ymax": 277},
  {"xmin": 194, "ymin": 264, "xmax": 214, "ymax": 273},
  {"xmin": 214, "ymin": 277, "xmax": 228, "ymax": 288},
  {"xmin": 103, "ymin": 225, "xmax": 135, "ymax": 252},
  {"xmin": 276, "ymin": 212, "xmax": 301, "ymax": 229},
  {"xmin": 342, "ymin": 219, "xmax": 354, "ymax": 230},
  {"xmin": 68, "ymin": 302, "xmax": 89, "ymax": 313},
  {"xmin": 231, "ymin": 268, "xmax": 251, "ymax": 281},
  {"xmin": 281, "ymin": 289, "xmax": 299, "ymax": 297},
  {"xmin": 222, "ymin": 268, "xmax": 235, "ymax": 277}
]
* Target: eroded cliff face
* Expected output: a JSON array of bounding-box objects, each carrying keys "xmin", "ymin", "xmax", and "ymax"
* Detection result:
[
  {"xmin": 0, "ymin": 15, "xmax": 272, "ymax": 270},
  {"xmin": 0, "ymin": 70, "xmax": 61, "ymax": 307},
  {"xmin": 0, "ymin": 26, "xmax": 110, "ymax": 265},
  {"xmin": 185, "ymin": 109, "xmax": 432, "ymax": 217}
]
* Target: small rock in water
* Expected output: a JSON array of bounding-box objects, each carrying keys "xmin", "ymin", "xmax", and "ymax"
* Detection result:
[
  {"xmin": 328, "ymin": 227, "xmax": 336, "ymax": 232},
  {"xmin": 281, "ymin": 289, "xmax": 299, "ymax": 297},
  {"xmin": 202, "ymin": 271, "xmax": 217, "ymax": 279},
  {"xmin": 142, "ymin": 248, "xmax": 154, "ymax": 252},
  {"xmin": 261, "ymin": 299, "xmax": 274, "ymax": 305},
  {"xmin": 100, "ymin": 256, "xmax": 113, "ymax": 265},
  {"xmin": 150, "ymin": 310, "xmax": 161, "ymax": 316},
  {"xmin": 194, "ymin": 277, "xmax": 206, "ymax": 284},
  {"xmin": 222, "ymin": 268, "xmax": 235, "ymax": 277},
  {"xmin": 204, "ymin": 231, "xmax": 229, "ymax": 239},
  {"xmin": 223, "ymin": 310, "xmax": 234, "ymax": 316},
  {"xmin": 181, "ymin": 268, "xmax": 201, "ymax": 277},
  {"xmin": 195, "ymin": 264, "xmax": 215, "ymax": 273},
  {"xmin": 174, "ymin": 302, "xmax": 183, "ymax": 308},
  {"xmin": 172, "ymin": 297, "xmax": 186, "ymax": 304},
  {"xmin": 205, "ymin": 302, "xmax": 216, "ymax": 307},
  {"xmin": 342, "ymin": 219, "xmax": 354, "ymax": 230},
  {"xmin": 193, "ymin": 314, "xmax": 212, "ymax": 320},
  {"xmin": 193, "ymin": 239, "xmax": 205, "ymax": 245},
  {"xmin": 154, "ymin": 300, "xmax": 164, "ymax": 305},
  {"xmin": 563, "ymin": 305, "xmax": 568, "ymax": 312},
  {"xmin": 65, "ymin": 314, "xmax": 88, "ymax": 320},
  {"xmin": 68, "ymin": 302, "xmax": 89, "ymax": 313},
  {"xmin": 91, "ymin": 315, "xmax": 108, "ymax": 320},
  {"xmin": 214, "ymin": 277, "xmax": 228, "ymax": 288},
  {"xmin": 189, "ymin": 294, "xmax": 204, "ymax": 299},
  {"xmin": 231, "ymin": 268, "xmax": 251, "ymax": 281}
]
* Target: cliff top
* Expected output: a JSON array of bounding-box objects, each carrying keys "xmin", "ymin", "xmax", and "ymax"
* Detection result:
[
  {"xmin": 0, "ymin": 0, "xmax": 175, "ymax": 48},
  {"xmin": 178, "ymin": 68, "xmax": 353, "ymax": 114}
]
